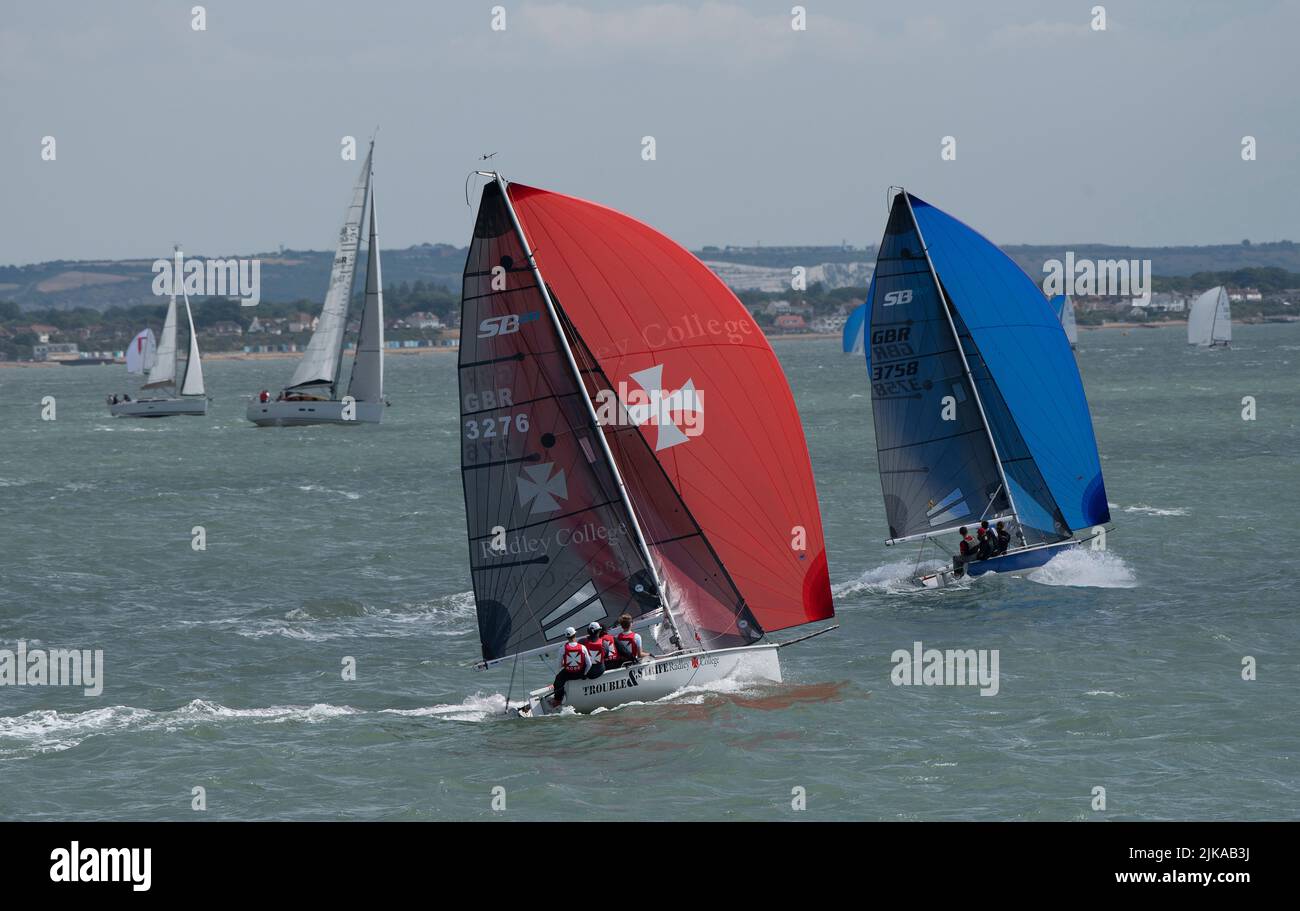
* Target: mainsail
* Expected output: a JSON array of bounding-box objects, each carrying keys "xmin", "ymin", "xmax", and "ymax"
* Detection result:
[
  {"xmin": 1188, "ymin": 286, "xmax": 1231, "ymax": 347},
  {"xmin": 459, "ymin": 181, "xmax": 663, "ymax": 664},
  {"xmin": 1051, "ymin": 294, "xmax": 1078, "ymax": 348},
  {"xmin": 347, "ymin": 184, "xmax": 384, "ymax": 403},
  {"xmin": 179, "ymin": 289, "xmax": 205, "ymax": 397},
  {"xmin": 126, "ymin": 329, "xmax": 156, "ymax": 375},
  {"xmin": 864, "ymin": 191, "xmax": 1109, "ymax": 544},
  {"xmin": 286, "ymin": 143, "xmax": 373, "ymax": 393},
  {"xmin": 507, "ymin": 181, "xmax": 834, "ymax": 637},
  {"xmin": 142, "ymin": 299, "xmax": 178, "ymax": 389}
]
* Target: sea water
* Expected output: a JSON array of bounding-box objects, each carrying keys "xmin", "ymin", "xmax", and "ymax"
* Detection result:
[{"xmin": 0, "ymin": 323, "xmax": 1296, "ymax": 820}]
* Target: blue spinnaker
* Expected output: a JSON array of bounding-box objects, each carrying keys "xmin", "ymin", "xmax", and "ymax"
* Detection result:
[
  {"xmin": 843, "ymin": 298, "xmax": 868, "ymax": 354},
  {"xmin": 909, "ymin": 194, "xmax": 1109, "ymax": 531}
]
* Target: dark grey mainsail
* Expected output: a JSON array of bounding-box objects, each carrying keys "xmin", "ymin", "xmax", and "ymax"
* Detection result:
[
  {"xmin": 459, "ymin": 181, "xmax": 662, "ymax": 664},
  {"xmin": 866, "ymin": 194, "xmax": 1011, "ymax": 542}
]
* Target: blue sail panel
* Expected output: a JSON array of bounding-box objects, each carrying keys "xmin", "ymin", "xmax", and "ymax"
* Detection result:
[
  {"xmin": 864, "ymin": 195, "xmax": 1010, "ymax": 541},
  {"xmin": 909, "ymin": 195, "xmax": 1109, "ymax": 530},
  {"xmin": 843, "ymin": 298, "xmax": 869, "ymax": 354}
]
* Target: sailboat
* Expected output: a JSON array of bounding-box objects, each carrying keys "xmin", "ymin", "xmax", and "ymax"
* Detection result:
[
  {"xmin": 861, "ymin": 190, "xmax": 1110, "ymax": 589},
  {"xmin": 459, "ymin": 173, "xmax": 836, "ymax": 716},
  {"xmin": 1187, "ymin": 286, "xmax": 1231, "ymax": 347},
  {"xmin": 1050, "ymin": 294, "xmax": 1078, "ymax": 349},
  {"xmin": 125, "ymin": 328, "xmax": 156, "ymax": 375},
  {"xmin": 108, "ymin": 258, "xmax": 207, "ymax": 418},
  {"xmin": 246, "ymin": 142, "xmax": 385, "ymax": 426},
  {"xmin": 843, "ymin": 301, "xmax": 868, "ymax": 353}
]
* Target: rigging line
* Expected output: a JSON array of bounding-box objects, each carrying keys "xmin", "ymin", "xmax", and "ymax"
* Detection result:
[{"xmin": 504, "ymin": 628, "xmax": 522, "ymax": 714}]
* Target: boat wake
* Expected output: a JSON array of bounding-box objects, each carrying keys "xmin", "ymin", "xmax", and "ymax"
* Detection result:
[
  {"xmin": 381, "ymin": 692, "xmax": 517, "ymax": 723},
  {"xmin": 833, "ymin": 559, "xmax": 963, "ymax": 596},
  {"xmin": 1029, "ymin": 548, "xmax": 1137, "ymax": 588}
]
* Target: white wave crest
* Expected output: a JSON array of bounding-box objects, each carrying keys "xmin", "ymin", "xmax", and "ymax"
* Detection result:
[
  {"xmin": 1029, "ymin": 548, "xmax": 1137, "ymax": 588},
  {"xmin": 0, "ymin": 699, "xmax": 359, "ymax": 756},
  {"xmin": 1122, "ymin": 504, "xmax": 1188, "ymax": 517}
]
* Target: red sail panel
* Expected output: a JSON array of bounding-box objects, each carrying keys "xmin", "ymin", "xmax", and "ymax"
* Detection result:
[{"xmin": 508, "ymin": 183, "xmax": 834, "ymax": 633}]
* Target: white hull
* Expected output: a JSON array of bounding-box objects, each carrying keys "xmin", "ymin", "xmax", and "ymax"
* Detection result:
[
  {"xmin": 522, "ymin": 643, "xmax": 781, "ymax": 716},
  {"xmin": 109, "ymin": 397, "xmax": 207, "ymax": 418},
  {"xmin": 246, "ymin": 399, "xmax": 383, "ymax": 427}
]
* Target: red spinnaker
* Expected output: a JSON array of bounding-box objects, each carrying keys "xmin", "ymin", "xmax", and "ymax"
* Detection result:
[{"xmin": 509, "ymin": 183, "xmax": 834, "ymax": 634}]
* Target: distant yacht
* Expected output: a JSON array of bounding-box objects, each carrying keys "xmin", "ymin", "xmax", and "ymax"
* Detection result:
[
  {"xmin": 1051, "ymin": 294, "xmax": 1078, "ymax": 349},
  {"xmin": 1188, "ymin": 286, "xmax": 1231, "ymax": 347},
  {"xmin": 247, "ymin": 141, "xmax": 385, "ymax": 427},
  {"xmin": 108, "ymin": 260, "xmax": 207, "ymax": 418}
]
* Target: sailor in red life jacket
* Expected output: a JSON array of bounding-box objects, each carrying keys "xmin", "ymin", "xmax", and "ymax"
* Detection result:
[
  {"xmin": 953, "ymin": 526, "xmax": 977, "ymax": 578},
  {"xmin": 549, "ymin": 627, "xmax": 591, "ymax": 708},
  {"xmin": 581, "ymin": 622, "xmax": 609, "ymax": 680},
  {"xmin": 611, "ymin": 612, "xmax": 652, "ymax": 668}
]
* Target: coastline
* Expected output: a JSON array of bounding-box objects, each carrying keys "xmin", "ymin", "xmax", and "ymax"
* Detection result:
[{"xmin": 7, "ymin": 318, "xmax": 1292, "ymax": 367}]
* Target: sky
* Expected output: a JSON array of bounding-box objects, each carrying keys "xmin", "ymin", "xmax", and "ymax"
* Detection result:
[{"xmin": 2, "ymin": 0, "xmax": 1298, "ymax": 264}]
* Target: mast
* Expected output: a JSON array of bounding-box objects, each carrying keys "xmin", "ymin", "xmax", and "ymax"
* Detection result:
[
  {"xmin": 902, "ymin": 190, "xmax": 1024, "ymax": 538},
  {"xmin": 492, "ymin": 172, "xmax": 683, "ymax": 649}
]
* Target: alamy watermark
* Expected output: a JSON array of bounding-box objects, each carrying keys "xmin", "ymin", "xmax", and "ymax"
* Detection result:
[
  {"xmin": 0, "ymin": 640, "xmax": 104, "ymax": 696},
  {"xmin": 1042, "ymin": 252, "xmax": 1151, "ymax": 305},
  {"xmin": 152, "ymin": 248, "xmax": 260, "ymax": 306},
  {"xmin": 891, "ymin": 641, "xmax": 999, "ymax": 696}
]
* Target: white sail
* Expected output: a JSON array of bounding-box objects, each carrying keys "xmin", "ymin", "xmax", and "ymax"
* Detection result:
[
  {"xmin": 179, "ymin": 289, "xmax": 205, "ymax": 397},
  {"xmin": 143, "ymin": 299, "xmax": 178, "ymax": 389},
  {"xmin": 347, "ymin": 183, "xmax": 384, "ymax": 403},
  {"xmin": 126, "ymin": 328, "xmax": 156, "ymax": 375},
  {"xmin": 1060, "ymin": 295, "xmax": 1078, "ymax": 347},
  {"xmin": 286, "ymin": 143, "xmax": 373, "ymax": 392},
  {"xmin": 1188, "ymin": 286, "xmax": 1231, "ymax": 346}
]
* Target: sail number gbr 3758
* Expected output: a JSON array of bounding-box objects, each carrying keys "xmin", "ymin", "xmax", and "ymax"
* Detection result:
[{"xmin": 870, "ymin": 325, "xmax": 921, "ymax": 397}]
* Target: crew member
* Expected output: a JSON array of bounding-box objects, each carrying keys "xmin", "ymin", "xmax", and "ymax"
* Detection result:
[
  {"xmin": 994, "ymin": 521, "xmax": 1011, "ymax": 555},
  {"xmin": 976, "ymin": 526, "xmax": 994, "ymax": 560},
  {"xmin": 582, "ymin": 622, "xmax": 609, "ymax": 680},
  {"xmin": 549, "ymin": 627, "xmax": 590, "ymax": 708},
  {"xmin": 953, "ymin": 526, "xmax": 977, "ymax": 577},
  {"xmin": 612, "ymin": 613, "xmax": 650, "ymax": 667},
  {"xmin": 259, "ymin": 389, "xmax": 270, "ymax": 403}
]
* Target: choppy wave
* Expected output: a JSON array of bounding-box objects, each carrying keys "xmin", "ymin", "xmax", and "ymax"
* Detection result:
[
  {"xmin": 179, "ymin": 591, "xmax": 477, "ymax": 642},
  {"xmin": 0, "ymin": 700, "xmax": 359, "ymax": 756},
  {"xmin": 297, "ymin": 484, "xmax": 361, "ymax": 500},
  {"xmin": 1122, "ymin": 504, "xmax": 1188, "ymax": 517},
  {"xmin": 1029, "ymin": 549, "xmax": 1137, "ymax": 588}
]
